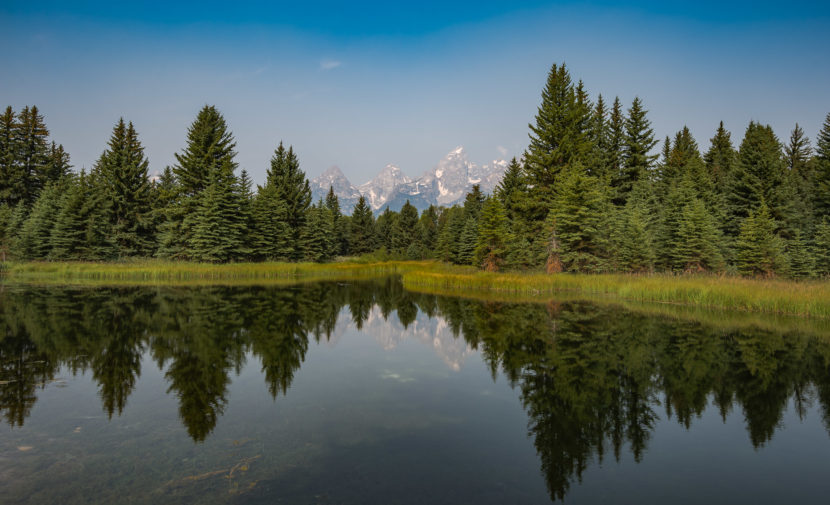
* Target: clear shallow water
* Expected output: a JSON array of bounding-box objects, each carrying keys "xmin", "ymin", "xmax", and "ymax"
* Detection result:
[{"xmin": 1, "ymin": 279, "xmax": 830, "ymax": 504}]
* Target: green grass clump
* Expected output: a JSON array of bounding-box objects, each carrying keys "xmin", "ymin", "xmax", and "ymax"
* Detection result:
[
  {"xmin": 1, "ymin": 260, "xmax": 428, "ymax": 286},
  {"xmin": 400, "ymin": 266, "xmax": 830, "ymax": 318}
]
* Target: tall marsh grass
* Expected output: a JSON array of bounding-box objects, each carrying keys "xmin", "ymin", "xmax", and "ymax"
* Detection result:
[{"xmin": 400, "ymin": 266, "xmax": 830, "ymax": 318}]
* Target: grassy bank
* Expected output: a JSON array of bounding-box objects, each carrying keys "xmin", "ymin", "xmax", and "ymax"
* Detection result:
[
  {"xmin": 3, "ymin": 260, "xmax": 830, "ymax": 319},
  {"xmin": 400, "ymin": 265, "xmax": 830, "ymax": 319},
  {"xmin": 0, "ymin": 260, "xmax": 424, "ymax": 286}
]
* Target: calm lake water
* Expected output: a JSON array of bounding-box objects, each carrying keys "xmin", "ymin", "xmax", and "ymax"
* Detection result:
[{"xmin": 1, "ymin": 278, "xmax": 830, "ymax": 504}]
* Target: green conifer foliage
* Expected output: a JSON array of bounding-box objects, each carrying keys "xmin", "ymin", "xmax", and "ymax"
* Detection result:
[
  {"xmin": 435, "ymin": 206, "xmax": 464, "ymax": 263},
  {"xmin": 726, "ymin": 122, "xmax": 789, "ymax": 237},
  {"xmin": 349, "ymin": 195, "xmax": 376, "ymax": 254},
  {"xmin": 525, "ymin": 64, "xmax": 592, "ymax": 204},
  {"xmin": 784, "ymin": 123, "xmax": 813, "ymax": 174},
  {"xmin": 548, "ymin": 164, "xmax": 611, "ymax": 272},
  {"xmin": 614, "ymin": 97, "xmax": 657, "ymax": 205},
  {"xmin": 735, "ymin": 202, "xmax": 787, "ymax": 277},
  {"xmin": 613, "ymin": 188, "xmax": 656, "ymax": 273},
  {"xmin": 0, "ymin": 106, "xmax": 19, "ymax": 206},
  {"xmin": 786, "ymin": 230, "xmax": 815, "ymax": 279},
  {"xmin": 174, "ymin": 106, "xmax": 237, "ymax": 197},
  {"xmin": 474, "ymin": 197, "xmax": 511, "ymax": 271},
  {"xmin": 588, "ymin": 94, "xmax": 610, "ymax": 178},
  {"xmin": 393, "ymin": 200, "xmax": 419, "ymax": 253},
  {"xmin": 704, "ymin": 121, "xmax": 736, "ymax": 187},
  {"xmin": 418, "ymin": 205, "xmax": 439, "ymax": 255},
  {"xmin": 325, "ymin": 186, "xmax": 348, "ymax": 256},
  {"xmin": 814, "ymin": 112, "xmax": 830, "ymax": 219},
  {"xmin": 673, "ymin": 198, "xmax": 725, "ymax": 273},
  {"xmin": 607, "ymin": 97, "xmax": 626, "ymax": 184},
  {"xmin": 17, "ymin": 180, "xmax": 64, "ymax": 258},
  {"xmin": 50, "ymin": 173, "xmax": 90, "ymax": 260},
  {"xmin": 457, "ymin": 217, "xmax": 478, "ymax": 266},
  {"xmin": 95, "ymin": 119, "xmax": 155, "ymax": 257},
  {"xmin": 813, "ymin": 218, "xmax": 830, "ymax": 277},
  {"xmin": 189, "ymin": 160, "xmax": 246, "ymax": 262},
  {"xmin": 268, "ymin": 142, "xmax": 312, "ymax": 260},
  {"xmin": 16, "ymin": 106, "xmax": 52, "ymax": 205},
  {"xmin": 252, "ymin": 183, "xmax": 292, "ymax": 260},
  {"xmin": 301, "ymin": 203, "xmax": 333, "ymax": 262},
  {"xmin": 375, "ymin": 208, "xmax": 397, "ymax": 253}
]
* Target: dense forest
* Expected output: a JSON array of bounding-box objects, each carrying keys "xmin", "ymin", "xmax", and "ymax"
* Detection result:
[{"xmin": 1, "ymin": 64, "xmax": 829, "ymax": 278}]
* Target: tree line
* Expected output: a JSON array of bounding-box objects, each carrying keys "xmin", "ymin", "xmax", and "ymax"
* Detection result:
[{"xmin": 2, "ymin": 64, "xmax": 830, "ymax": 277}]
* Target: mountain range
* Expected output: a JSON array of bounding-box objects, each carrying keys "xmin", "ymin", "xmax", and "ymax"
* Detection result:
[{"xmin": 310, "ymin": 146, "xmax": 508, "ymax": 213}]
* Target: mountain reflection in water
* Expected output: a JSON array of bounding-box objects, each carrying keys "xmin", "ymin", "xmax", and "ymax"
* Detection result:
[{"xmin": 1, "ymin": 278, "xmax": 830, "ymax": 503}]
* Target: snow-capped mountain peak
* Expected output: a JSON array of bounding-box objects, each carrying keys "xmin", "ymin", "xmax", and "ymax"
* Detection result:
[{"xmin": 311, "ymin": 146, "xmax": 508, "ymax": 214}]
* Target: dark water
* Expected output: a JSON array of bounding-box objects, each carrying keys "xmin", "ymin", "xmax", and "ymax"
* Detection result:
[{"xmin": 1, "ymin": 278, "xmax": 830, "ymax": 504}]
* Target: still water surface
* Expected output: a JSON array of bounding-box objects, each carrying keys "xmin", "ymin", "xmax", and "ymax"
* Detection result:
[{"xmin": 1, "ymin": 279, "xmax": 830, "ymax": 503}]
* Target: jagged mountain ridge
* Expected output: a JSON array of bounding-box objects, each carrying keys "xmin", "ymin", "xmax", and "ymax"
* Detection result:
[{"xmin": 310, "ymin": 146, "xmax": 508, "ymax": 213}]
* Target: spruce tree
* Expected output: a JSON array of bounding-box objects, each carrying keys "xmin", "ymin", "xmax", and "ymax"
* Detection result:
[
  {"xmin": 95, "ymin": 119, "xmax": 155, "ymax": 257},
  {"xmin": 456, "ymin": 217, "xmax": 478, "ymax": 265},
  {"xmin": 189, "ymin": 160, "xmax": 245, "ymax": 262},
  {"xmin": 325, "ymin": 186, "xmax": 348, "ymax": 256},
  {"xmin": 547, "ymin": 163, "xmax": 611, "ymax": 272},
  {"xmin": 785, "ymin": 123, "xmax": 813, "ymax": 174},
  {"xmin": 418, "ymin": 205, "xmax": 439, "ymax": 255},
  {"xmin": 672, "ymin": 198, "xmax": 725, "ymax": 273},
  {"xmin": 462, "ymin": 185, "xmax": 485, "ymax": 220},
  {"xmin": 16, "ymin": 180, "xmax": 64, "ymax": 258},
  {"xmin": 392, "ymin": 200, "xmax": 419, "ymax": 253},
  {"xmin": 525, "ymin": 64, "xmax": 592, "ymax": 205},
  {"xmin": 726, "ymin": 122, "xmax": 789, "ymax": 238},
  {"xmin": 614, "ymin": 97, "xmax": 657, "ymax": 205},
  {"xmin": 813, "ymin": 217, "xmax": 830, "ymax": 277},
  {"xmin": 474, "ymin": 197, "xmax": 511, "ymax": 271},
  {"xmin": 45, "ymin": 142, "xmax": 71, "ymax": 183},
  {"xmin": 268, "ymin": 142, "xmax": 312, "ymax": 260},
  {"xmin": 607, "ymin": 97, "xmax": 626, "ymax": 186},
  {"xmin": 301, "ymin": 202, "xmax": 334, "ymax": 262},
  {"xmin": 161, "ymin": 106, "xmax": 238, "ymax": 259},
  {"xmin": 588, "ymin": 94, "xmax": 611, "ymax": 178},
  {"xmin": 495, "ymin": 157, "xmax": 527, "ymax": 221},
  {"xmin": 252, "ymin": 183, "xmax": 292, "ymax": 260},
  {"xmin": 0, "ymin": 106, "xmax": 19, "ymax": 206},
  {"xmin": 787, "ymin": 230, "xmax": 815, "ymax": 279},
  {"xmin": 375, "ymin": 208, "xmax": 397, "ymax": 253},
  {"xmin": 435, "ymin": 206, "xmax": 464, "ymax": 263},
  {"xmin": 735, "ymin": 202, "xmax": 787, "ymax": 277},
  {"xmin": 50, "ymin": 172, "xmax": 90, "ymax": 260},
  {"xmin": 704, "ymin": 121, "xmax": 736, "ymax": 188},
  {"xmin": 814, "ymin": 112, "xmax": 830, "ymax": 219},
  {"xmin": 349, "ymin": 195, "xmax": 376, "ymax": 254},
  {"xmin": 613, "ymin": 185, "xmax": 656, "ymax": 273},
  {"xmin": 16, "ymin": 106, "xmax": 52, "ymax": 205}
]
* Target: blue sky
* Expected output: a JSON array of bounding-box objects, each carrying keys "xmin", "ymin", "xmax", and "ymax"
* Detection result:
[{"xmin": 1, "ymin": 1, "xmax": 829, "ymax": 185}]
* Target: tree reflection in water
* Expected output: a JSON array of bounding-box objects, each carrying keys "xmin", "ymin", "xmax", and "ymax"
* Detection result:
[{"xmin": 1, "ymin": 279, "xmax": 830, "ymax": 501}]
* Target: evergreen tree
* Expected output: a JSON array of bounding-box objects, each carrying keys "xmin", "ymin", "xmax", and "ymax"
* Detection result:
[
  {"xmin": 525, "ymin": 64, "xmax": 592, "ymax": 205},
  {"xmin": 726, "ymin": 122, "xmax": 789, "ymax": 237},
  {"xmin": 457, "ymin": 217, "xmax": 478, "ymax": 265},
  {"xmin": 45, "ymin": 142, "xmax": 71, "ymax": 183},
  {"xmin": 16, "ymin": 106, "xmax": 52, "ymax": 205},
  {"xmin": 495, "ymin": 157, "xmax": 527, "ymax": 221},
  {"xmin": 784, "ymin": 123, "xmax": 812, "ymax": 174},
  {"xmin": 787, "ymin": 230, "xmax": 815, "ymax": 279},
  {"xmin": 392, "ymin": 200, "xmax": 419, "ymax": 253},
  {"xmin": 160, "ymin": 106, "xmax": 238, "ymax": 259},
  {"xmin": 1, "ymin": 203, "xmax": 27, "ymax": 259},
  {"xmin": 325, "ymin": 186, "xmax": 348, "ymax": 256},
  {"xmin": 435, "ymin": 206, "xmax": 464, "ymax": 263},
  {"xmin": 462, "ymin": 184, "xmax": 485, "ymax": 220},
  {"xmin": 613, "ymin": 185, "xmax": 656, "ymax": 272},
  {"xmin": 349, "ymin": 195, "xmax": 376, "ymax": 254},
  {"xmin": 607, "ymin": 97, "xmax": 626, "ymax": 185},
  {"xmin": 735, "ymin": 202, "xmax": 787, "ymax": 277},
  {"xmin": 16, "ymin": 180, "xmax": 64, "ymax": 258},
  {"xmin": 301, "ymin": 203, "xmax": 334, "ymax": 262},
  {"xmin": 474, "ymin": 197, "xmax": 511, "ymax": 271},
  {"xmin": 588, "ymin": 94, "xmax": 611, "ymax": 178},
  {"xmin": 418, "ymin": 205, "xmax": 439, "ymax": 255},
  {"xmin": 814, "ymin": 112, "xmax": 830, "ymax": 219},
  {"xmin": 672, "ymin": 198, "xmax": 725, "ymax": 272},
  {"xmin": 375, "ymin": 208, "xmax": 397, "ymax": 253},
  {"xmin": 50, "ymin": 173, "xmax": 90, "ymax": 260},
  {"xmin": 547, "ymin": 164, "xmax": 611, "ymax": 272},
  {"xmin": 0, "ymin": 106, "xmax": 19, "ymax": 206},
  {"xmin": 95, "ymin": 119, "xmax": 154, "ymax": 257},
  {"xmin": 173, "ymin": 105, "xmax": 236, "ymax": 197},
  {"xmin": 252, "ymin": 183, "xmax": 292, "ymax": 260},
  {"xmin": 614, "ymin": 97, "xmax": 657, "ymax": 205},
  {"xmin": 704, "ymin": 121, "xmax": 736, "ymax": 188},
  {"xmin": 189, "ymin": 160, "xmax": 246, "ymax": 262},
  {"xmin": 268, "ymin": 142, "xmax": 312, "ymax": 260},
  {"xmin": 813, "ymin": 218, "xmax": 830, "ymax": 277}
]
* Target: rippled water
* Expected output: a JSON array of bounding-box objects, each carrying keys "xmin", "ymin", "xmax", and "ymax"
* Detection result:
[{"xmin": 1, "ymin": 278, "xmax": 830, "ymax": 504}]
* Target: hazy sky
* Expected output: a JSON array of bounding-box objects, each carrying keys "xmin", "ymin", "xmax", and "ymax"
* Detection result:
[{"xmin": 2, "ymin": 1, "xmax": 829, "ymax": 185}]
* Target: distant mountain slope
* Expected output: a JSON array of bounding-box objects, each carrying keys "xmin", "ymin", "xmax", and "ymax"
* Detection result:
[{"xmin": 310, "ymin": 146, "xmax": 507, "ymax": 213}]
